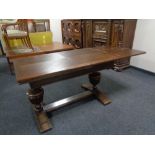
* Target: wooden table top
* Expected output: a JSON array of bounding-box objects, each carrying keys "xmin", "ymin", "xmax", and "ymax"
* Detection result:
[
  {"xmin": 13, "ymin": 47, "xmax": 145, "ymax": 84},
  {"xmin": 5, "ymin": 42, "xmax": 74, "ymax": 59}
]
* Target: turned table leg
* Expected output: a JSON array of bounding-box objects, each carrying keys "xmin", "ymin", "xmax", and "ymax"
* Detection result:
[
  {"xmin": 26, "ymin": 87, "xmax": 52, "ymax": 132},
  {"xmin": 82, "ymin": 72, "xmax": 111, "ymax": 105}
]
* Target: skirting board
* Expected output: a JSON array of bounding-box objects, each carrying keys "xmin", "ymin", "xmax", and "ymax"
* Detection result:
[{"xmin": 130, "ymin": 66, "xmax": 155, "ymax": 76}]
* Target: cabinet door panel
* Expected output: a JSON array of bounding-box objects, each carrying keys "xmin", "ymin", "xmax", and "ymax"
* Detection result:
[
  {"xmin": 92, "ymin": 20, "xmax": 111, "ymax": 47},
  {"xmin": 111, "ymin": 20, "xmax": 124, "ymax": 47}
]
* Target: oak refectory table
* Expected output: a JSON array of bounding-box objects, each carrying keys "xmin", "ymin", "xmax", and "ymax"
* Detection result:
[{"xmin": 13, "ymin": 47, "xmax": 145, "ymax": 133}]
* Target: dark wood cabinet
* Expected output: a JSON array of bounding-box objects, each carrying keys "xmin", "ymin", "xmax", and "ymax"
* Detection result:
[{"xmin": 61, "ymin": 19, "xmax": 137, "ymax": 71}]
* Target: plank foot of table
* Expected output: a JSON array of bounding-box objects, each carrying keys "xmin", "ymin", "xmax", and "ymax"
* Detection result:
[
  {"xmin": 93, "ymin": 88, "xmax": 111, "ymax": 105},
  {"xmin": 82, "ymin": 83, "xmax": 111, "ymax": 105},
  {"xmin": 35, "ymin": 111, "xmax": 52, "ymax": 133}
]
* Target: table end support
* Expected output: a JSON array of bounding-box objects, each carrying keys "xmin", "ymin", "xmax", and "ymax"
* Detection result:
[
  {"xmin": 27, "ymin": 87, "xmax": 52, "ymax": 133},
  {"xmin": 82, "ymin": 72, "xmax": 111, "ymax": 105}
]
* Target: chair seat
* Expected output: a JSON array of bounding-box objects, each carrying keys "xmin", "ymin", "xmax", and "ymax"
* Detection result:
[
  {"xmin": 7, "ymin": 30, "xmax": 27, "ymax": 37},
  {"xmin": 12, "ymin": 48, "xmax": 33, "ymax": 54}
]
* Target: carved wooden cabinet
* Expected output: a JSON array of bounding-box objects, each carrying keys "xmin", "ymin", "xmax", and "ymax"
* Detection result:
[{"xmin": 61, "ymin": 19, "xmax": 137, "ymax": 70}]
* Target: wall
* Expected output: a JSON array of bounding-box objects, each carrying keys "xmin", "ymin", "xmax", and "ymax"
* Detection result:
[
  {"xmin": 131, "ymin": 19, "xmax": 155, "ymax": 73},
  {"xmin": 50, "ymin": 19, "xmax": 62, "ymax": 43}
]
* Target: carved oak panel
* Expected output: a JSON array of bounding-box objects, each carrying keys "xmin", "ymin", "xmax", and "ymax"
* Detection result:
[{"xmin": 61, "ymin": 20, "xmax": 82, "ymax": 48}]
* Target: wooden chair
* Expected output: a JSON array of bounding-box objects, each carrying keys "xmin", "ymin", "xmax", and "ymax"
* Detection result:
[
  {"xmin": 32, "ymin": 19, "xmax": 50, "ymax": 32},
  {"xmin": 1, "ymin": 19, "xmax": 33, "ymax": 50}
]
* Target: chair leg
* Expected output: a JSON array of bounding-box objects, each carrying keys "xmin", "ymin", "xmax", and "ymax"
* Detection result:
[{"xmin": 26, "ymin": 36, "xmax": 33, "ymax": 50}]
